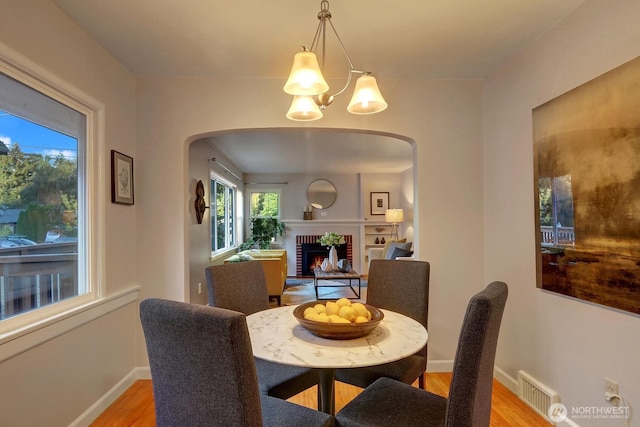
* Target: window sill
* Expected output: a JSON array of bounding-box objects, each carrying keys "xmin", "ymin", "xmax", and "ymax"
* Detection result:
[
  {"xmin": 209, "ymin": 248, "xmax": 238, "ymax": 263},
  {"xmin": 0, "ymin": 286, "xmax": 139, "ymax": 363}
]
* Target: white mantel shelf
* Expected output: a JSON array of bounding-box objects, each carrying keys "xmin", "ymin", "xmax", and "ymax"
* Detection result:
[{"xmin": 284, "ymin": 219, "xmax": 386, "ymax": 225}]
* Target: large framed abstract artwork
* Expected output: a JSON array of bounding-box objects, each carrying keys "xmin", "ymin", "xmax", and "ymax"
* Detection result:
[{"xmin": 533, "ymin": 56, "xmax": 640, "ymax": 315}]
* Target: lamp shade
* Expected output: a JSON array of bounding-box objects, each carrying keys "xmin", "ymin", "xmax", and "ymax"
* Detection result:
[
  {"xmin": 283, "ymin": 50, "xmax": 330, "ymax": 96},
  {"xmin": 385, "ymin": 208, "xmax": 404, "ymax": 223},
  {"xmin": 286, "ymin": 96, "xmax": 323, "ymax": 121},
  {"xmin": 347, "ymin": 75, "xmax": 388, "ymax": 114}
]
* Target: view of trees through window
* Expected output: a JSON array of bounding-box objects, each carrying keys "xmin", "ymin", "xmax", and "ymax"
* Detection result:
[
  {"xmin": 539, "ymin": 175, "xmax": 576, "ymax": 246},
  {"xmin": 0, "ymin": 139, "xmax": 77, "ymax": 244},
  {"xmin": 250, "ymin": 191, "xmax": 279, "ymax": 217}
]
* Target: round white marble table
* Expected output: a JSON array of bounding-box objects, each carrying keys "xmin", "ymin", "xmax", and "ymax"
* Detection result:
[{"xmin": 246, "ymin": 304, "xmax": 428, "ymax": 414}]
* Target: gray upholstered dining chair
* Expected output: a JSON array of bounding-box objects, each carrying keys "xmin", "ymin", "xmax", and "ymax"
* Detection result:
[
  {"xmin": 335, "ymin": 281, "xmax": 508, "ymax": 427},
  {"xmin": 205, "ymin": 262, "xmax": 320, "ymax": 401},
  {"xmin": 140, "ymin": 298, "xmax": 334, "ymax": 427},
  {"xmin": 335, "ymin": 259, "xmax": 430, "ymax": 389}
]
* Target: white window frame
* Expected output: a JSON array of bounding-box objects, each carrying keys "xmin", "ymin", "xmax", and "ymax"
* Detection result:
[
  {"xmin": 248, "ymin": 189, "xmax": 282, "ymax": 243},
  {"xmin": 210, "ymin": 171, "xmax": 237, "ymax": 255},
  {"xmin": 0, "ymin": 46, "xmax": 110, "ymax": 355}
]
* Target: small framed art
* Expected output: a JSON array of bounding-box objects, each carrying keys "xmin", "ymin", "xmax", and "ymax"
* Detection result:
[
  {"xmin": 370, "ymin": 192, "xmax": 389, "ymax": 215},
  {"xmin": 111, "ymin": 150, "xmax": 134, "ymax": 205}
]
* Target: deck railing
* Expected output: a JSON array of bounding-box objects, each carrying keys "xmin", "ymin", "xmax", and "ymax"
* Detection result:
[
  {"xmin": 540, "ymin": 226, "xmax": 575, "ymax": 246},
  {"xmin": 0, "ymin": 243, "xmax": 78, "ymax": 320}
]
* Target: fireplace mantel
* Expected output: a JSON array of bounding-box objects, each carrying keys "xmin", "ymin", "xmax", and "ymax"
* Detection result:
[
  {"xmin": 283, "ymin": 219, "xmax": 369, "ymax": 225},
  {"xmin": 282, "ymin": 220, "xmax": 381, "ymax": 277}
]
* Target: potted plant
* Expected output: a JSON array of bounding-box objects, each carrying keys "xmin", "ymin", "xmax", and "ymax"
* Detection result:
[{"xmin": 243, "ymin": 217, "xmax": 285, "ymax": 250}]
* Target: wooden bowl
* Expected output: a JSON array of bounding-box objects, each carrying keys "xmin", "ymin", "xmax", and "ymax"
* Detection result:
[{"xmin": 293, "ymin": 301, "xmax": 384, "ymax": 340}]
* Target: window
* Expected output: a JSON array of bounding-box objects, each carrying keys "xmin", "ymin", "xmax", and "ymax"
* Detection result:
[
  {"xmin": 210, "ymin": 172, "xmax": 236, "ymax": 253},
  {"xmin": 0, "ymin": 68, "xmax": 89, "ymax": 323},
  {"xmin": 539, "ymin": 175, "xmax": 575, "ymax": 246},
  {"xmin": 248, "ymin": 190, "xmax": 283, "ymax": 247}
]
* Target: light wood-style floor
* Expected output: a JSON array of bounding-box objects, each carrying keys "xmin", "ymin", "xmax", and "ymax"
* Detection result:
[{"xmin": 90, "ymin": 372, "xmax": 551, "ymax": 426}]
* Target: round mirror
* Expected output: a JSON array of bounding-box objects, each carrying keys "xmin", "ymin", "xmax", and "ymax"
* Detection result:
[{"xmin": 307, "ymin": 179, "xmax": 337, "ymax": 209}]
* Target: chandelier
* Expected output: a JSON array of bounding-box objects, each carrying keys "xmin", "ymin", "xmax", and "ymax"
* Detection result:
[{"xmin": 283, "ymin": 0, "xmax": 388, "ymax": 121}]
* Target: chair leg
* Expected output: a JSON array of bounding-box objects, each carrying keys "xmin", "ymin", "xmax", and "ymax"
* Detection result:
[
  {"xmin": 419, "ymin": 372, "xmax": 426, "ymax": 390},
  {"xmin": 269, "ymin": 295, "xmax": 282, "ymax": 306}
]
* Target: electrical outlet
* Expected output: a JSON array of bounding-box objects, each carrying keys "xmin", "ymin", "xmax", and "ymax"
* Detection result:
[{"xmin": 605, "ymin": 378, "xmax": 619, "ymax": 404}]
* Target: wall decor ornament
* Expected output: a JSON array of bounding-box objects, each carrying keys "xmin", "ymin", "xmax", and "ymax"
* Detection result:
[
  {"xmin": 194, "ymin": 180, "xmax": 208, "ymax": 224},
  {"xmin": 533, "ymin": 55, "xmax": 640, "ymax": 315},
  {"xmin": 370, "ymin": 192, "xmax": 389, "ymax": 215},
  {"xmin": 111, "ymin": 150, "xmax": 134, "ymax": 205}
]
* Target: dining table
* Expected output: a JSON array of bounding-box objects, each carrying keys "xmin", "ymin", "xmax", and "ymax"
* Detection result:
[{"xmin": 246, "ymin": 304, "xmax": 428, "ymax": 415}]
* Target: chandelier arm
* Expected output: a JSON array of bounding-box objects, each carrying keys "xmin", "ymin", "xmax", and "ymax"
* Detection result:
[
  {"xmin": 329, "ymin": 70, "xmax": 354, "ymax": 98},
  {"xmin": 310, "ymin": 19, "xmax": 323, "ymax": 54},
  {"xmin": 314, "ymin": 0, "xmax": 372, "ymax": 97},
  {"xmin": 327, "ymin": 18, "xmax": 355, "ymax": 70},
  {"xmin": 323, "ymin": 16, "xmax": 372, "ymax": 97}
]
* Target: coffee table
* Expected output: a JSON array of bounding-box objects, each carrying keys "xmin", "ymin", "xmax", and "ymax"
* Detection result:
[{"xmin": 313, "ymin": 267, "xmax": 361, "ymax": 299}]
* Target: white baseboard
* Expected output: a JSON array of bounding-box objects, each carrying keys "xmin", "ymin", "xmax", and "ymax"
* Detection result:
[
  {"xmin": 426, "ymin": 359, "xmax": 454, "ymax": 372},
  {"xmin": 494, "ymin": 366, "xmax": 518, "ymax": 394},
  {"xmin": 69, "ymin": 366, "xmax": 151, "ymax": 427},
  {"xmin": 428, "ymin": 361, "xmax": 519, "ymax": 397}
]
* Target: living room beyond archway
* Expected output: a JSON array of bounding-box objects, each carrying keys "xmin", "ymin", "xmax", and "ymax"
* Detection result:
[{"xmin": 186, "ymin": 128, "xmax": 417, "ymax": 303}]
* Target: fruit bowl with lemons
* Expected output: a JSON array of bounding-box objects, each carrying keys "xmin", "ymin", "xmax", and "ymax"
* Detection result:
[{"xmin": 293, "ymin": 298, "xmax": 384, "ymax": 340}]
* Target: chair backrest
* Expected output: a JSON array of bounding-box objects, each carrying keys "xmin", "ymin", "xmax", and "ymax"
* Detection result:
[
  {"xmin": 445, "ymin": 281, "xmax": 509, "ymax": 427},
  {"xmin": 205, "ymin": 261, "xmax": 270, "ymax": 315},
  {"xmin": 139, "ymin": 298, "xmax": 262, "ymax": 427},
  {"xmin": 367, "ymin": 259, "xmax": 430, "ymax": 355}
]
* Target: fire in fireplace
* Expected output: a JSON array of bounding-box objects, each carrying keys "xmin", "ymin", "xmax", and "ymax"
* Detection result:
[
  {"xmin": 296, "ymin": 235, "xmax": 353, "ymax": 277},
  {"xmin": 301, "ymin": 243, "xmax": 347, "ymax": 276}
]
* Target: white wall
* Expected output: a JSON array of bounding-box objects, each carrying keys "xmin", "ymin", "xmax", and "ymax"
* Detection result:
[
  {"xmin": 484, "ymin": 0, "xmax": 640, "ymax": 423},
  {"xmin": 0, "ymin": 0, "xmax": 138, "ymax": 425},
  {"xmin": 136, "ymin": 76, "xmax": 485, "ymax": 367}
]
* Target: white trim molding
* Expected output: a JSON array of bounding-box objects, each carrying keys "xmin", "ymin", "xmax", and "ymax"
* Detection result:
[{"xmin": 0, "ymin": 287, "xmax": 139, "ymax": 363}]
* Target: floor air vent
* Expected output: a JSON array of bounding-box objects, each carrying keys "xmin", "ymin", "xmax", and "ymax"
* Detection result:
[{"xmin": 518, "ymin": 370, "xmax": 560, "ymax": 424}]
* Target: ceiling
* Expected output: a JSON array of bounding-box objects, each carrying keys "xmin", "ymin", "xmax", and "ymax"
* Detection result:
[{"xmin": 50, "ymin": 0, "xmax": 585, "ymax": 174}]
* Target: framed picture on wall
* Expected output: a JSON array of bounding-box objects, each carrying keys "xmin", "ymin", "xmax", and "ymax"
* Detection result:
[
  {"xmin": 111, "ymin": 150, "xmax": 134, "ymax": 205},
  {"xmin": 370, "ymin": 192, "xmax": 389, "ymax": 215}
]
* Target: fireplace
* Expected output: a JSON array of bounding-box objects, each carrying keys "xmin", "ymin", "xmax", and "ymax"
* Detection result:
[{"xmin": 296, "ymin": 235, "xmax": 353, "ymax": 277}]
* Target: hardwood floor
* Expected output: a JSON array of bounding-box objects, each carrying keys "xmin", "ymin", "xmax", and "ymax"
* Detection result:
[{"xmin": 90, "ymin": 372, "xmax": 551, "ymax": 426}]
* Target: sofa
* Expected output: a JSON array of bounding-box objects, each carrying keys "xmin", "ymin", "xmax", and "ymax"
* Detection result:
[
  {"xmin": 224, "ymin": 249, "xmax": 287, "ymax": 305},
  {"xmin": 368, "ymin": 239, "xmax": 414, "ymax": 269}
]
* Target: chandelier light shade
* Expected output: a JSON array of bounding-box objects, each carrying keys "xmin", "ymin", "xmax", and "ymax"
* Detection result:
[
  {"xmin": 286, "ymin": 95, "xmax": 323, "ymax": 121},
  {"xmin": 284, "ymin": 0, "xmax": 388, "ymax": 120},
  {"xmin": 347, "ymin": 75, "xmax": 388, "ymax": 114},
  {"xmin": 283, "ymin": 50, "xmax": 329, "ymax": 96}
]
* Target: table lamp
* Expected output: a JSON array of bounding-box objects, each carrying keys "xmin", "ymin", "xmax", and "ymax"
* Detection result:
[{"xmin": 385, "ymin": 208, "xmax": 404, "ymax": 240}]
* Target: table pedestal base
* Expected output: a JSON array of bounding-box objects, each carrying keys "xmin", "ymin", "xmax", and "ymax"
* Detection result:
[{"xmin": 317, "ymin": 368, "xmax": 336, "ymax": 415}]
